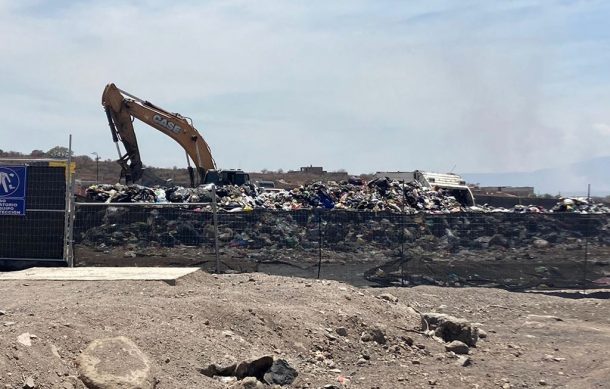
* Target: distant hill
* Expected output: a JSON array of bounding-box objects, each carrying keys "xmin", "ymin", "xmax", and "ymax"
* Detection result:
[
  {"xmin": 463, "ymin": 156, "xmax": 610, "ymax": 196},
  {"xmin": 5, "ymin": 148, "xmax": 607, "ymax": 195}
]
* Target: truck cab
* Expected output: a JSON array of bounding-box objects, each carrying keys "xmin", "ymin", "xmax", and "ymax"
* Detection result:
[
  {"xmin": 414, "ymin": 171, "xmax": 475, "ymax": 206},
  {"xmin": 203, "ymin": 169, "xmax": 250, "ymax": 186}
]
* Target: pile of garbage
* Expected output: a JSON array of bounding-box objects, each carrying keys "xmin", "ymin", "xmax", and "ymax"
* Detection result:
[
  {"xmin": 550, "ymin": 197, "xmax": 610, "ymax": 213},
  {"xmin": 84, "ymin": 179, "xmax": 465, "ymax": 213},
  {"xmin": 83, "ymin": 181, "xmax": 610, "ymax": 214},
  {"xmin": 85, "ymin": 184, "xmax": 217, "ymax": 203}
]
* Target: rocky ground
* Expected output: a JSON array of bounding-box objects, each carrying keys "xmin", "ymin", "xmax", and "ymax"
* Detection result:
[{"xmin": 0, "ymin": 271, "xmax": 608, "ymax": 388}]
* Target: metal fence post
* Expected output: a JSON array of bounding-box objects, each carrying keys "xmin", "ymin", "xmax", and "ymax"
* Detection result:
[
  {"xmin": 583, "ymin": 216, "xmax": 589, "ymax": 292},
  {"xmin": 67, "ymin": 169, "xmax": 76, "ymax": 267},
  {"xmin": 317, "ymin": 211, "xmax": 322, "ymax": 279},
  {"xmin": 63, "ymin": 135, "xmax": 74, "ymax": 267},
  {"xmin": 400, "ymin": 213, "xmax": 405, "ymax": 286},
  {"xmin": 400, "ymin": 180, "xmax": 406, "ymax": 286},
  {"xmin": 211, "ymin": 184, "xmax": 220, "ymax": 273}
]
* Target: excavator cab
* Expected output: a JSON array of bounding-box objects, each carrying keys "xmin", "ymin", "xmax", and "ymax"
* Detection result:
[{"xmin": 203, "ymin": 169, "xmax": 250, "ymax": 186}]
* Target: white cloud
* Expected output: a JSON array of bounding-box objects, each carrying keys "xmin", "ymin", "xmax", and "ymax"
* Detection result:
[{"xmin": 593, "ymin": 122, "xmax": 610, "ymax": 136}]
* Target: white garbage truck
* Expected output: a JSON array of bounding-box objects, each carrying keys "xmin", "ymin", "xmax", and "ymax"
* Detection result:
[{"xmin": 373, "ymin": 170, "xmax": 475, "ymax": 206}]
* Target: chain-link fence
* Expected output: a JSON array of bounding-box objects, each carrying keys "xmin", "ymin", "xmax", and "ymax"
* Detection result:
[
  {"xmin": 73, "ymin": 196, "xmax": 608, "ymax": 290},
  {"xmin": 74, "ymin": 203, "xmax": 218, "ymax": 269}
]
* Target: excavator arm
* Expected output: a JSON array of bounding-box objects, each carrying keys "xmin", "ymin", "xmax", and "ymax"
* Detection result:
[{"xmin": 101, "ymin": 83, "xmax": 216, "ymax": 186}]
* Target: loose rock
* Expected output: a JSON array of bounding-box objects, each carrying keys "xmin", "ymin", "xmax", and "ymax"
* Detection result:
[
  {"xmin": 23, "ymin": 376, "xmax": 35, "ymax": 389},
  {"xmin": 17, "ymin": 333, "xmax": 34, "ymax": 347},
  {"xmin": 360, "ymin": 332, "xmax": 373, "ymax": 342},
  {"xmin": 378, "ymin": 293, "xmax": 398, "ymax": 303},
  {"xmin": 445, "ymin": 340, "xmax": 469, "ymax": 355},
  {"xmin": 263, "ymin": 359, "xmax": 298, "ymax": 385},
  {"xmin": 200, "ymin": 362, "xmax": 237, "ymax": 378},
  {"xmin": 228, "ymin": 377, "xmax": 265, "ymax": 389},
  {"xmin": 422, "ymin": 313, "xmax": 478, "ymax": 346},
  {"xmin": 361, "ymin": 327, "xmax": 386, "ymax": 344},
  {"xmin": 533, "ymin": 239, "xmax": 549, "ymax": 248},
  {"xmin": 456, "ymin": 355, "xmax": 471, "ymax": 367},
  {"xmin": 77, "ymin": 336, "xmax": 154, "ymax": 389},
  {"xmin": 201, "ymin": 355, "xmax": 295, "ymax": 385},
  {"xmin": 234, "ymin": 356, "xmax": 274, "ymax": 380}
]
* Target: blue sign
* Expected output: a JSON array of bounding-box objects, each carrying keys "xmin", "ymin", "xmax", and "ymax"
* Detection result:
[{"xmin": 0, "ymin": 166, "xmax": 27, "ymax": 216}]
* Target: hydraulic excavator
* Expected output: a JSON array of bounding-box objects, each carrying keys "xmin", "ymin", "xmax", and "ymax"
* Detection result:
[{"xmin": 101, "ymin": 83, "xmax": 250, "ymax": 187}]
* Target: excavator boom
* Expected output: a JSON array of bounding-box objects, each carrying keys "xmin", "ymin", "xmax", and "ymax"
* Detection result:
[{"xmin": 102, "ymin": 83, "xmax": 216, "ymax": 185}]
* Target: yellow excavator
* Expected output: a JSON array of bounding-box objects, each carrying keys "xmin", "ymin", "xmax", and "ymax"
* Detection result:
[{"xmin": 102, "ymin": 83, "xmax": 250, "ymax": 187}]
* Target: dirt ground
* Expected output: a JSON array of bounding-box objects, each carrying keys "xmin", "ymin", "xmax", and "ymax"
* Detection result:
[{"xmin": 0, "ymin": 270, "xmax": 609, "ymax": 388}]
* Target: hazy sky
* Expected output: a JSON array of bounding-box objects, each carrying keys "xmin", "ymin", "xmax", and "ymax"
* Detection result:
[{"xmin": 1, "ymin": 0, "xmax": 609, "ymax": 174}]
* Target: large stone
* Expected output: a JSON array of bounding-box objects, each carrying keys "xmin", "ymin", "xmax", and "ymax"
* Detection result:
[
  {"xmin": 77, "ymin": 336, "xmax": 154, "ymax": 389},
  {"xmin": 234, "ymin": 356, "xmax": 274, "ymax": 380},
  {"xmin": 445, "ymin": 340, "xmax": 469, "ymax": 354},
  {"xmin": 456, "ymin": 355, "xmax": 471, "ymax": 367},
  {"xmin": 17, "ymin": 332, "xmax": 34, "ymax": 347},
  {"xmin": 360, "ymin": 332, "xmax": 373, "ymax": 342},
  {"xmin": 360, "ymin": 326, "xmax": 386, "ymax": 344},
  {"xmin": 422, "ymin": 313, "xmax": 478, "ymax": 347},
  {"xmin": 23, "ymin": 376, "xmax": 36, "ymax": 389},
  {"xmin": 263, "ymin": 359, "xmax": 298, "ymax": 385},
  {"xmin": 472, "ymin": 236, "xmax": 491, "ymax": 249},
  {"xmin": 488, "ymin": 234, "xmax": 509, "ymax": 248},
  {"xmin": 378, "ymin": 293, "xmax": 398, "ymax": 303},
  {"xmin": 370, "ymin": 327, "xmax": 386, "ymax": 344},
  {"xmin": 228, "ymin": 377, "xmax": 265, "ymax": 389},
  {"xmin": 199, "ymin": 363, "xmax": 237, "ymax": 377},
  {"xmin": 201, "ymin": 356, "xmax": 274, "ymax": 381}
]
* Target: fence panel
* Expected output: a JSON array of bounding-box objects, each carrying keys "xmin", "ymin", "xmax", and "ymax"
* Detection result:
[
  {"xmin": 363, "ymin": 212, "xmax": 607, "ymax": 290},
  {"xmin": 0, "ymin": 161, "xmax": 69, "ymax": 263},
  {"xmin": 214, "ymin": 209, "xmax": 320, "ymax": 276},
  {"xmin": 74, "ymin": 203, "xmax": 219, "ymax": 269}
]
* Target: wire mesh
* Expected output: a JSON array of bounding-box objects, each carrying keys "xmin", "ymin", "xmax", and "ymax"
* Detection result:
[
  {"xmin": 357, "ymin": 212, "xmax": 605, "ymax": 290},
  {"xmin": 215, "ymin": 209, "xmax": 320, "ymax": 276},
  {"xmin": 74, "ymin": 203, "xmax": 219, "ymax": 270},
  {"xmin": 72, "ymin": 200, "xmax": 608, "ymax": 289}
]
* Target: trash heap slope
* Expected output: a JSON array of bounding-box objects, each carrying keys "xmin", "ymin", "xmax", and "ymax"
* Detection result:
[{"xmin": 84, "ymin": 179, "xmax": 610, "ymax": 214}]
